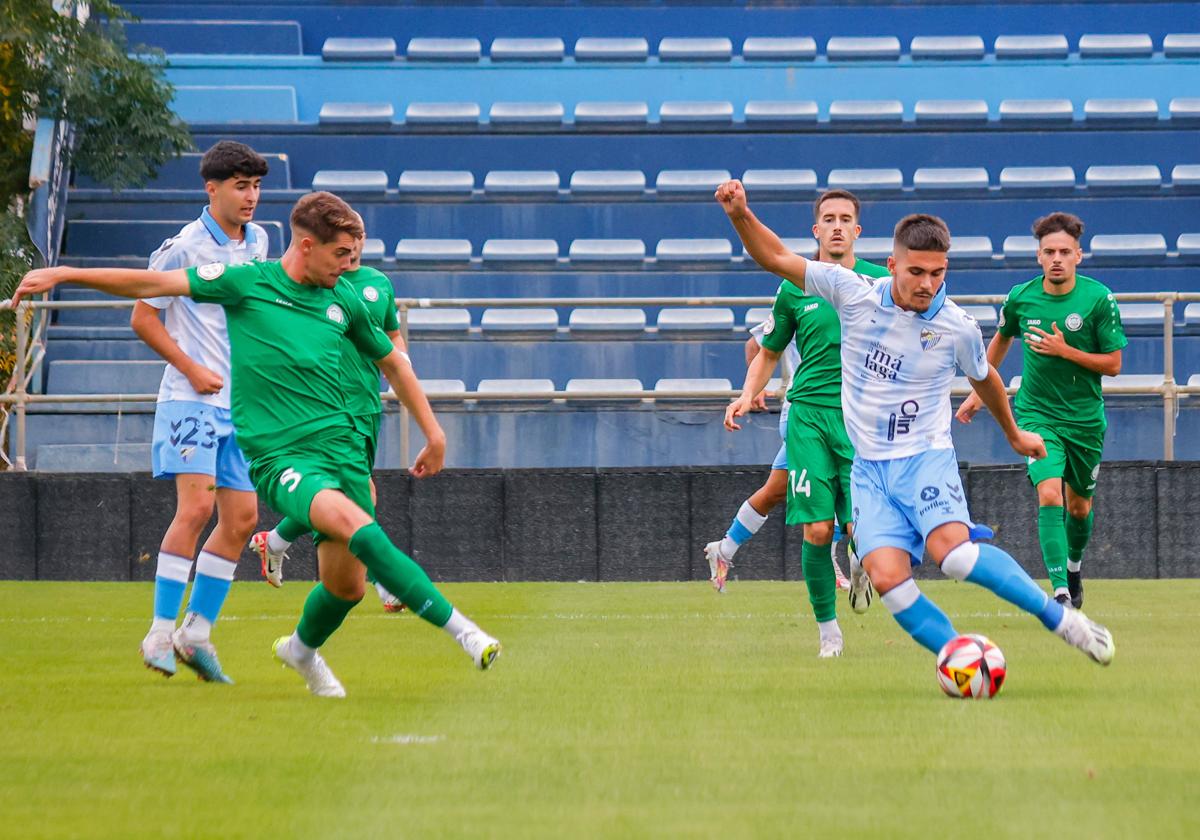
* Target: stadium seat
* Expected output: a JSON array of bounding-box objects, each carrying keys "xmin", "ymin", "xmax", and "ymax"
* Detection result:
[
  {"xmin": 654, "ymin": 239, "xmax": 733, "ymax": 264},
  {"xmin": 655, "ymin": 170, "xmax": 732, "ymax": 195},
  {"xmin": 489, "ymin": 102, "xmax": 565, "ymax": 126},
  {"xmin": 1164, "ymin": 33, "xmax": 1200, "ymax": 57},
  {"xmin": 481, "ymin": 239, "xmax": 559, "ymax": 264},
  {"xmin": 912, "ymin": 168, "xmax": 990, "ymax": 191},
  {"xmin": 489, "ymin": 38, "xmax": 565, "ymax": 61},
  {"xmin": 573, "ymin": 101, "xmax": 649, "ymax": 125},
  {"xmin": 949, "ymin": 236, "xmax": 995, "ymax": 261},
  {"xmin": 310, "ymin": 170, "xmax": 388, "ymax": 195},
  {"xmin": 853, "ymin": 237, "xmax": 894, "ymax": 261},
  {"xmin": 1169, "ymin": 98, "xmax": 1200, "ymax": 120},
  {"xmin": 1090, "ymin": 233, "xmax": 1168, "ymax": 260},
  {"xmin": 656, "ymin": 308, "xmax": 735, "ymax": 332},
  {"xmin": 567, "ymin": 309, "xmax": 647, "ymax": 331},
  {"xmin": 1002, "ymin": 236, "xmax": 1039, "ymax": 260},
  {"xmin": 405, "ymin": 38, "xmax": 482, "ymax": 61},
  {"xmin": 999, "ymin": 166, "xmax": 1077, "ymax": 191},
  {"xmin": 572, "ymin": 37, "xmax": 649, "ymax": 61},
  {"xmin": 1177, "ymin": 233, "xmax": 1200, "ymax": 261},
  {"xmin": 961, "ymin": 305, "xmax": 998, "ymax": 327},
  {"xmin": 404, "ymin": 102, "xmax": 481, "ymax": 125},
  {"xmin": 657, "ymin": 37, "xmax": 733, "ymax": 61},
  {"xmin": 993, "ymin": 34, "xmax": 1069, "ymax": 59},
  {"xmin": 745, "ymin": 307, "xmax": 772, "ymax": 328},
  {"xmin": 476, "ymin": 379, "xmax": 557, "ymax": 402},
  {"xmin": 1084, "ymin": 98, "xmax": 1159, "ymax": 122},
  {"xmin": 1117, "ymin": 303, "xmax": 1168, "ymax": 328},
  {"xmin": 825, "ymin": 36, "xmax": 901, "ymax": 61},
  {"xmin": 828, "ymin": 100, "xmax": 904, "ymax": 123},
  {"xmin": 318, "ymin": 102, "xmax": 394, "ymax": 125},
  {"xmin": 321, "ymin": 37, "xmax": 396, "ymax": 61},
  {"xmin": 565, "ymin": 379, "xmax": 645, "ymax": 400},
  {"xmin": 910, "ymin": 35, "xmax": 985, "ymax": 60},
  {"xmin": 741, "ymin": 37, "xmax": 817, "ymax": 61},
  {"xmin": 827, "ymin": 168, "xmax": 904, "ymax": 191},
  {"xmin": 999, "ymin": 99, "xmax": 1075, "ymax": 122},
  {"xmin": 779, "ymin": 238, "xmax": 817, "ymax": 257},
  {"xmin": 743, "ymin": 101, "xmax": 819, "ymax": 123},
  {"xmin": 659, "ymin": 101, "xmax": 734, "ymax": 124},
  {"xmin": 913, "ymin": 99, "xmax": 989, "ymax": 123},
  {"xmin": 741, "ymin": 169, "xmax": 818, "ymax": 197},
  {"xmin": 172, "ymin": 86, "xmax": 297, "ymax": 123},
  {"xmin": 397, "ymin": 170, "xmax": 475, "ymax": 196},
  {"xmin": 1084, "ymin": 165, "xmax": 1163, "ymax": 189},
  {"xmin": 1172, "ymin": 165, "xmax": 1200, "ymax": 188},
  {"xmin": 1104, "ymin": 374, "xmax": 1166, "ymax": 391},
  {"xmin": 1078, "ymin": 34, "xmax": 1153, "ymax": 58},
  {"xmin": 482, "ymin": 171, "xmax": 560, "ymax": 196},
  {"xmin": 569, "ymin": 170, "xmax": 646, "ymax": 195},
  {"xmin": 405, "ymin": 309, "xmax": 472, "ymax": 333},
  {"xmin": 654, "ymin": 377, "xmax": 734, "ymax": 393},
  {"xmin": 394, "ymin": 239, "xmax": 473, "ymax": 264},
  {"xmin": 567, "ymin": 239, "xmax": 646, "ymax": 263},
  {"xmin": 1184, "ymin": 303, "xmax": 1200, "ymax": 325},
  {"xmin": 419, "ymin": 379, "xmax": 468, "ymax": 396},
  {"xmin": 480, "ymin": 309, "xmax": 559, "ymax": 332},
  {"xmin": 361, "ymin": 238, "xmax": 385, "ymax": 262}
]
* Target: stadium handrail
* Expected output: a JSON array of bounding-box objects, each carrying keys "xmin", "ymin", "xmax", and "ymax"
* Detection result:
[{"xmin": 3, "ymin": 291, "xmax": 1195, "ymax": 468}]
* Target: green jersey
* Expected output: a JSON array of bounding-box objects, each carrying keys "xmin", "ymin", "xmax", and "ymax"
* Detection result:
[
  {"xmin": 998, "ymin": 274, "xmax": 1127, "ymax": 430},
  {"xmin": 186, "ymin": 260, "xmax": 393, "ymax": 459},
  {"xmin": 758, "ymin": 259, "xmax": 888, "ymax": 408},
  {"xmin": 338, "ymin": 266, "xmax": 399, "ymax": 418}
]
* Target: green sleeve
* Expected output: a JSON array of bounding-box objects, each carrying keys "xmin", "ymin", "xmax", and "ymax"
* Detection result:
[
  {"xmin": 760, "ymin": 285, "xmax": 798, "ymax": 354},
  {"xmin": 1092, "ymin": 292, "xmax": 1128, "ymax": 353},
  {"xmin": 380, "ymin": 276, "xmax": 399, "ymax": 332},
  {"xmin": 186, "ymin": 262, "xmax": 253, "ymax": 306},
  {"xmin": 343, "ymin": 289, "xmax": 394, "ymax": 361},
  {"xmin": 997, "ymin": 294, "xmax": 1020, "ymax": 338}
]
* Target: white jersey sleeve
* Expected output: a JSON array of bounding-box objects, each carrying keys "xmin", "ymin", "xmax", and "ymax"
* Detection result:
[
  {"xmin": 143, "ymin": 240, "xmax": 192, "ymax": 310},
  {"xmin": 802, "ymin": 260, "xmax": 869, "ymax": 311},
  {"xmin": 951, "ymin": 309, "xmax": 990, "ymax": 380}
]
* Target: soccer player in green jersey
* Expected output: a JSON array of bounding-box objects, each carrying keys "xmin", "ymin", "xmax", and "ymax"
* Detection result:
[
  {"xmin": 956, "ymin": 212, "xmax": 1126, "ymax": 608},
  {"xmin": 8, "ymin": 192, "xmax": 501, "ymax": 697},
  {"xmin": 713, "ymin": 189, "xmax": 888, "ymax": 657},
  {"xmin": 251, "ymin": 222, "xmax": 408, "ymax": 613}
]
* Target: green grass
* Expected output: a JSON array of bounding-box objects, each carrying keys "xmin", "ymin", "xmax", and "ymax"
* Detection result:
[{"xmin": 2, "ymin": 580, "xmax": 1198, "ymax": 839}]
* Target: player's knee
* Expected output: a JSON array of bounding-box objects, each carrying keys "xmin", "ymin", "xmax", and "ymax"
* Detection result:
[
  {"xmin": 862, "ymin": 555, "xmax": 908, "ymax": 594},
  {"xmin": 222, "ymin": 504, "xmax": 258, "ymax": 542},
  {"xmin": 173, "ymin": 497, "xmax": 215, "ymax": 535},
  {"xmin": 326, "ymin": 577, "xmax": 366, "ymax": 602},
  {"xmin": 1036, "ymin": 482, "xmax": 1064, "ymax": 507},
  {"xmin": 804, "ymin": 519, "xmax": 835, "ymax": 545}
]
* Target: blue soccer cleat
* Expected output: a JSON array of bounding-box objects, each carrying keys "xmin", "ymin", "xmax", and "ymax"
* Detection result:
[
  {"xmin": 172, "ymin": 629, "xmax": 234, "ymax": 684},
  {"xmin": 141, "ymin": 630, "xmax": 177, "ymax": 677}
]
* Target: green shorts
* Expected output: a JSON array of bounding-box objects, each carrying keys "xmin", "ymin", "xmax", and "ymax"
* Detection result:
[
  {"xmin": 1020, "ymin": 419, "xmax": 1105, "ymax": 498},
  {"xmin": 351, "ymin": 412, "xmax": 381, "ymax": 472},
  {"xmin": 784, "ymin": 404, "xmax": 854, "ymax": 526},
  {"xmin": 249, "ymin": 427, "xmax": 375, "ymax": 545}
]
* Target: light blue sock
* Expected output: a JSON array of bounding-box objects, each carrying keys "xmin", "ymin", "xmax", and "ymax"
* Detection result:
[
  {"xmin": 152, "ymin": 552, "xmax": 193, "ymax": 630},
  {"xmin": 718, "ymin": 500, "xmax": 768, "ymax": 558},
  {"xmin": 880, "ymin": 579, "xmax": 958, "ymax": 654},
  {"xmin": 941, "ymin": 542, "xmax": 1064, "ymax": 631},
  {"xmin": 186, "ymin": 551, "xmax": 238, "ymax": 624},
  {"xmin": 832, "ymin": 523, "xmax": 843, "ymax": 543}
]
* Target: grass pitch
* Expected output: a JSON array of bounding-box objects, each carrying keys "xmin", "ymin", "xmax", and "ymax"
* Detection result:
[{"xmin": 2, "ymin": 579, "xmax": 1198, "ymax": 839}]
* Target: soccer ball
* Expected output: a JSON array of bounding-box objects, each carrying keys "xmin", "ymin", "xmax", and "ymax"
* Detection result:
[{"xmin": 936, "ymin": 634, "xmax": 1006, "ymax": 699}]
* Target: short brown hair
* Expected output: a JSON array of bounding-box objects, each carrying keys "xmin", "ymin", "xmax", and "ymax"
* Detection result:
[
  {"xmin": 1032, "ymin": 212, "xmax": 1084, "ymax": 242},
  {"xmin": 290, "ymin": 192, "xmax": 363, "ymax": 243},
  {"xmin": 894, "ymin": 213, "xmax": 951, "ymax": 252},
  {"xmin": 199, "ymin": 140, "xmax": 269, "ymax": 182},
  {"xmin": 813, "ymin": 189, "xmax": 861, "ymax": 222}
]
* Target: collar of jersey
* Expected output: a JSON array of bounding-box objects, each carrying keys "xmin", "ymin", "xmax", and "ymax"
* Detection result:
[
  {"xmin": 200, "ymin": 206, "xmax": 258, "ymax": 248},
  {"xmin": 880, "ymin": 279, "xmax": 946, "ymax": 321}
]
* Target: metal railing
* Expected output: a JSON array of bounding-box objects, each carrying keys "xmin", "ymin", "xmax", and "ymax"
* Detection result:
[{"xmin": 4, "ymin": 291, "xmax": 1199, "ymax": 469}]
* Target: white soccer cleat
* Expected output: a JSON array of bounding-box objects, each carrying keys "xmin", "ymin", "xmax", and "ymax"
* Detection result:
[
  {"xmin": 273, "ymin": 636, "xmax": 346, "ymax": 697},
  {"xmin": 375, "ymin": 582, "xmax": 405, "ymax": 613},
  {"xmin": 251, "ymin": 531, "xmax": 287, "ymax": 588},
  {"xmin": 141, "ymin": 629, "xmax": 177, "ymax": 677},
  {"xmin": 1054, "ymin": 607, "xmax": 1115, "ymax": 666},
  {"xmin": 818, "ymin": 635, "xmax": 844, "ymax": 658},
  {"xmin": 704, "ymin": 540, "xmax": 732, "ymax": 594},
  {"xmin": 457, "ymin": 628, "xmax": 502, "ymax": 670},
  {"xmin": 832, "ymin": 556, "xmax": 851, "ymax": 591},
  {"xmin": 848, "ymin": 545, "xmax": 873, "ymax": 614}
]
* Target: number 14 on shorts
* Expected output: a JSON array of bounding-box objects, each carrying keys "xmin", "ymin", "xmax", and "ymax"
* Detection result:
[{"xmin": 790, "ymin": 468, "xmax": 811, "ymax": 497}]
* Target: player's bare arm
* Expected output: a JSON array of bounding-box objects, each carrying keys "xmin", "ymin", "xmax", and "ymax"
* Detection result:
[
  {"xmin": 725, "ymin": 345, "xmax": 782, "ymax": 431},
  {"xmin": 968, "ymin": 365, "xmax": 1047, "ymax": 458},
  {"xmin": 7, "ymin": 265, "xmax": 190, "ymax": 308},
  {"xmin": 956, "ymin": 332, "xmax": 1015, "ymax": 423},
  {"xmin": 131, "ymin": 302, "xmax": 225, "ymax": 395},
  {"xmin": 376, "ymin": 349, "xmax": 447, "ymax": 477},
  {"xmin": 1025, "ymin": 323, "xmax": 1122, "ymax": 376},
  {"xmin": 715, "ymin": 179, "xmax": 808, "ymax": 289},
  {"xmin": 744, "ymin": 336, "xmax": 770, "ymax": 410}
]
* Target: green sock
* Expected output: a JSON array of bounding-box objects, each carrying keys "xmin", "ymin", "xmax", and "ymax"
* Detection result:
[
  {"xmin": 801, "ymin": 540, "xmax": 837, "ymax": 623},
  {"xmin": 296, "ymin": 583, "xmax": 360, "ymax": 649},
  {"xmin": 349, "ymin": 522, "xmax": 453, "ymax": 627},
  {"xmin": 1066, "ymin": 510, "xmax": 1094, "ymax": 566},
  {"xmin": 276, "ymin": 516, "xmax": 309, "ymax": 543},
  {"xmin": 1037, "ymin": 505, "xmax": 1069, "ymax": 591}
]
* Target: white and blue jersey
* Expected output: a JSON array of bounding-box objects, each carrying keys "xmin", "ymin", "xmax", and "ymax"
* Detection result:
[
  {"xmin": 749, "ymin": 318, "xmax": 799, "ymax": 470},
  {"xmin": 803, "ymin": 261, "xmax": 990, "ymax": 561}
]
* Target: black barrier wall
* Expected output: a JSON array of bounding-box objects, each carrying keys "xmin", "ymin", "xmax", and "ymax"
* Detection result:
[{"xmin": 0, "ymin": 462, "xmax": 1193, "ymax": 581}]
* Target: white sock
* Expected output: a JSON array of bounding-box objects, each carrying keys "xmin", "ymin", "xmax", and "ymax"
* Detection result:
[
  {"xmin": 267, "ymin": 530, "xmax": 292, "ymax": 554},
  {"xmin": 721, "ymin": 500, "xmax": 769, "ymax": 559},
  {"xmin": 287, "ymin": 633, "xmax": 316, "ymax": 663},
  {"xmin": 442, "ymin": 608, "xmax": 477, "ymax": 641},
  {"xmin": 1067, "ymin": 559, "xmax": 1082, "ymax": 573},
  {"xmin": 179, "ymin": 612, "xmax": 213, "ymax": 643},
  {"xmin": 375, "ymin": 582, "xmax": 393, "ymax": 602},
  {"xmin": 817, "ymin": 618, "xmax": 842, "ymax": 640},
  {"xmin": 1054, "ymin": 586, "xmax": 1071, "ymax": 599},
  {"xmin": 151, "ymin": 617, "xmax": 176, "ymax": 634}
]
